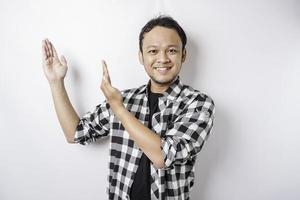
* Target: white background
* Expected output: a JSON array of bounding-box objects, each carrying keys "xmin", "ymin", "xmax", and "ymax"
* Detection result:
[{"xmin": 0, "ymin": 0, "xmax": 299, "ymax": 199}]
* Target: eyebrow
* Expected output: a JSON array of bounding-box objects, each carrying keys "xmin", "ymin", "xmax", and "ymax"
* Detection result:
[{"xmin": 145, "ymin": 45, "xmax": 180, "ymax": 49}]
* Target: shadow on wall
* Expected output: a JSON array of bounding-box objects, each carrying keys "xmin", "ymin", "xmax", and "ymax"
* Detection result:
[
  {"xmin": 181, "ymin": 37, "xmax": 231, "ymax": 199},
  {"xmin": 68, "ymin": 60, "xmax": 85, "ymax": 116},
  {"xmin": 68, "ymin": 59, "xmax": 111, "ymax": 148},
  {"xmin": 180, "ymin": 36, "xmax": 202, "ymax": 86},
  {"xmin": 191, "ymin": 106, "xmax": 230, "ymax": 199}
]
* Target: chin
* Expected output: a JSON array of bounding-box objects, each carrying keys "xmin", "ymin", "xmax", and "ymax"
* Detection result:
[{"xmin": 151, "ymin": 76, "xmax": 176, "ymax": 85}]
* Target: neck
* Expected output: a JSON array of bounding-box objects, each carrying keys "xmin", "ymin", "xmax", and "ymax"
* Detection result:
[{"xmin": 150, "ymin": 80, "xmax": 170, "ymax": 93}]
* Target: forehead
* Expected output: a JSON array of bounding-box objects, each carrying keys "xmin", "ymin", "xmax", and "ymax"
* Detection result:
[{"xmin": 142, "ymin": 26, "xmax": 182, "ymax": 48}]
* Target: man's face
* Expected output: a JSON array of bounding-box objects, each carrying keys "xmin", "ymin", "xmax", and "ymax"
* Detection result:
[{"xmin": 139, "ymin": 26, "xmax": 186, "ymax": 90}]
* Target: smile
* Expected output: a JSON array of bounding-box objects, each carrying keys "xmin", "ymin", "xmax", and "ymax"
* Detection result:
[{"xmin": 154, "ymin": 67, "xmax": 171, "ymax": 72}]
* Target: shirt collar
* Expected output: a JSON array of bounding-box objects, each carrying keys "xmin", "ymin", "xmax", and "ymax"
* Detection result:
[{"xmin": 138, "ymin": 76, "xmax": 184, "ymax": 101}]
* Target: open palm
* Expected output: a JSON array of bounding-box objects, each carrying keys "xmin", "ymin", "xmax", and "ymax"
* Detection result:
[{"xmin": 42, "ymin": 39, "xmax": 68, "ymax": 82}]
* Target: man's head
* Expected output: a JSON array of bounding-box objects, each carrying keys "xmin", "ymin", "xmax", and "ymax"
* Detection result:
[
  {"xmin": 138, "ymin": 15, "xmax": 187, "ymax": 92},
  {"xmin": 139, "ymin": 16, "xmax": 187, "ymax": 53}
]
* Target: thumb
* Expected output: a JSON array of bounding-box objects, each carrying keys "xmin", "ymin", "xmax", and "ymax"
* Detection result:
[{"xmin": 61, "ymin": 55, "xmax": 67, "ymax": 66}]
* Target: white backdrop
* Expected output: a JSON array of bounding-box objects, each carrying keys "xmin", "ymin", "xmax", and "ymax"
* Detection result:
[{"xmin": 0, "ymin": 0, "xmax": 299, "ymax": 199}]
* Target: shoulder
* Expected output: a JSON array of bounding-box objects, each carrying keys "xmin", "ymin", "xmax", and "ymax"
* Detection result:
[
  {"xmin": 120, "ymin": 84, "xmax": 147, "ymax": 101},
  {"xmin": 180, "ymin": 84, "xmax": 215, "ymax": 110}
]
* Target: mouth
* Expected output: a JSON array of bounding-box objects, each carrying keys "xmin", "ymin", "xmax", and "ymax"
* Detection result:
[{"xmin": 154, "ymin": 67, "xmax": 172, "ymax": 73}]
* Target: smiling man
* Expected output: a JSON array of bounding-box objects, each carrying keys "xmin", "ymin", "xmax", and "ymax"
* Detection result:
[{"xmin": 42, "ymin": 15, "xmax": 215, "ymax": 200}]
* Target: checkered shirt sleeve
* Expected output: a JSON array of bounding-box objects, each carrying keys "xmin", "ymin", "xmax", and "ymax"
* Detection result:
[
  {"xmin": 160, "ymin": 95, "xmax": 215, "ymax": 170},
  {"xmin": 74, "ymin": 101, "xmax": 111, "ymax": 145}
]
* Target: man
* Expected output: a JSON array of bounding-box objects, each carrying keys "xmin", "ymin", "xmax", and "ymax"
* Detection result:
[{"xmin": 42, "ymin": 15, "xmax": 215, "ymax": 200}]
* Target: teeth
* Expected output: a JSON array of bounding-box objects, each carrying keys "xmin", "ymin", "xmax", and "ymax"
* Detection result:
[{"xmin": 156, "ymin": 67, "xmax": 170, "ymax": 71}]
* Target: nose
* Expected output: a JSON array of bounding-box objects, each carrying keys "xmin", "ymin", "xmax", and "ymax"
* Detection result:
[{"xmin": 157, "ymin": 51, "xmax": 170, "ymax": 63}]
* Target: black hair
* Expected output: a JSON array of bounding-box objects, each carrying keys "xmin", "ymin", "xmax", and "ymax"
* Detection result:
[{"xmin": 139, "ymin": 15, "xmax": 187, "ymax": 53}]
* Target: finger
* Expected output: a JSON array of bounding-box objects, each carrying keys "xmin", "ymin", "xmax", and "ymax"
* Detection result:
[
  {"xmin": 45, "ymin": 39, "xmax": 51, "ymax": 58},
  {"xmin": 61, "ymin": 55, "xmax": 67, "ymax": 66},
  {"xmin": 43, "ymin": 39, "xmax": 49, "ymax": 58},
  {"xmin": 46, "ymin": 39, "xmax": 54, "ymax": 58},
  {"xmin": 100, "ymin": 77, "xmax": 109, "ymax": 95},
  {"xmin": 48, "ymin": 40, "xmax": 54, "ymax": 58},
  {"xmin": 102, "ymin": 60, "xmax": 107, "ymax": 80},
  {"xmin": 102, "ymin": 70, "xmax": 109, "ymax": 84},
  {"xmin": 102, "ymin": 60, "xmax": 107, "ymax": 75},
  {"xmin": 102, "ymin": 60, "xmax": 111, "ymax": 83},
  {"xmin": 49, "ymin": 40, "xmax": 59, "ymax": 59},
  {"xmin": 101, "ymin": 80, "xmax": 108, "ymax": 93},
  {"xmin": 42, "ymin": 40, "xmax": 48, "ymax": 60}
]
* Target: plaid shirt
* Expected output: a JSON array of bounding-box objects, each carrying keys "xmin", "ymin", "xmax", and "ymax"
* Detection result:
[{"xmin": 74, "ymin": 76, "xmax": 215, "ymax": 200}]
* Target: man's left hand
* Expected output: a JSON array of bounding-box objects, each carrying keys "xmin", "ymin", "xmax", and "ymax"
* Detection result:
[{"xmin": 100, "ymin": 60, "xmax": 124, "ymax": 112}]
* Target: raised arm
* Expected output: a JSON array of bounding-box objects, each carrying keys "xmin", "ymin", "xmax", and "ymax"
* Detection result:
[{"xmin": 42, "ymin": 38, "xmax": 79, "ymax": 143}]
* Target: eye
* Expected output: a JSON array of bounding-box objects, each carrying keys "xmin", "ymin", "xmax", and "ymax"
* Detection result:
[
  {"xmin": 148, "ymin": 49, "xmax": 157, "ymax": 54},
  {"xmin": 168, "ymin": 49, "xmax": 177, "ymax": 54}
]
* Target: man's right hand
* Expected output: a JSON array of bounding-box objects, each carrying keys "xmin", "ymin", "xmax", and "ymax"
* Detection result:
[{"xmin": 42, "ymin": 39, "xmax": 68, "ymax": 83}]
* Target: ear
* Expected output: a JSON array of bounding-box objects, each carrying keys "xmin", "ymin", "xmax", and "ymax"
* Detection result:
[
  {"xmin": 181, "ymin": 49, "xmax": 186, "ymax": 63},
  {"xmin": 138, "ymin": 50, "xmax": 144, "ymax": 65}
]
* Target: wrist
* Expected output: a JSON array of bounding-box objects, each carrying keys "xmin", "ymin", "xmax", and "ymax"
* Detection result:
[
  {"xmin": 49, "ymin": 80, "xmax": 65, "ymax": 90},
  {"xmin": 112, "ymin": 104, "xmax": 127, "ymax": 116}
]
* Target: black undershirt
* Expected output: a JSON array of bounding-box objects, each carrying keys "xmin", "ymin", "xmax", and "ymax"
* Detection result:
[{"xmin": 129, "ymin": 90, "xmax": 163, "ymax": 200}]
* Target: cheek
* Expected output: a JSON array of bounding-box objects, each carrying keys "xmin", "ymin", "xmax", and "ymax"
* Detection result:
[
  {"xmin": 170, "ymin": 56, "xmax": 182, "ymax": 65},
  {"xmin": 144, "ymin": 57, "xmax": 155, "ymax": 66},
  {"xmin": 176, "ymin": 59, "xmax": 182, "ymax": 65},
  {"xmin": 143, "ymin": 59, "xmax": 153, "ymax": 70}
]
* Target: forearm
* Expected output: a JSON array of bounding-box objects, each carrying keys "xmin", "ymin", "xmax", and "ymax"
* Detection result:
[
  {"xmin": 50, "ymin": 81, "xmax": 79, "ymax": 143},
  {"xmin": 115, "ymin": 107, "xmax": 165, "ymax": 169}
]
